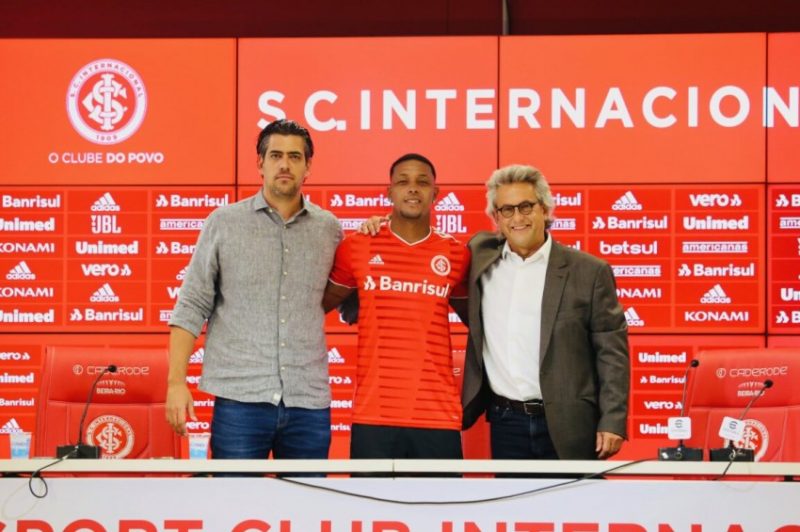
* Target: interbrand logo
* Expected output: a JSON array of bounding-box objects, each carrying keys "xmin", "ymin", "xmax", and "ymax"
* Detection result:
[
  {"xmin": 155, "ymin": 194, "xmax": 230, "ymax": 208},
  {"xmin": 592, "ymin": 215, "xmax": 668, "ymax": 231},
  {"xmin": 2, "ymin": 194, "xmax": 62, "ymax": 209},
  {"xmin": 66, "ymin": 59, "xmax": 147, "ymax": 145},
  {"xmin": 327, "ymin": 347, "xmax": 345, "ymax": 364},
  {"xmin": 0, "ymin": 418, "xmax": 23, "ymax": 433},
  {"xmin": 612, "ymin": 265, "xmax": 662, "ymax": 278},
  {"xmin": 6, "ymin": 261, "xmax": 35, "ymax": 280},
  {"xmin": 616, "ymin": 287, "xmax": 662, "ymax": 299},
  {"xmin": 329, "ymin": 193, "xmax": 392, "ymax": 208},
  {"xmin": 682, "ymin": 215, "xmax": 749, "ymax": 231},
  {"xmin": 684, "ymin": 310, "xmax": 749, "ymax": 322},
  {"xmin": 362, "ymin": 274, "xmax": 451, "ymax": 298},
  {"xmin": 681, "ymin": 241, "xmax": 748, "ymax": 254},
  {"xmin": 258, "ymin": 85, "xmax": 800, "ymax": 131},
  {"xmin": 688, "ymin": 193, "xmax": 743, "ymax": 208},
  {"xmin": 435, "ymin": 192, "xmax": 465, "ymax": 212},
  {"xmin": 700, "ymin": 283, "xmax": 732, "ymax": 304},
  {"xmin": 624, "ymin": 307, "xmax": 645, "ymax": 327},
  {"xmin": 677, "ymin": 262, "xmax": 756, "ymax": 278},
  {"xmin": 91, "ymin": 192, "xmax": 121, "ymax": 212},
  {"xmin": 90, "ymin": 283, "xmax": 120, "ymax": 303},
  {"xmin": 611, "ymin": 191, "xmax": 642, "ymax": 211}
]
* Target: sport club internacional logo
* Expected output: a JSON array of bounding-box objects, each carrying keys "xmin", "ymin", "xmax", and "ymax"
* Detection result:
[{"xmin": 66, "ymin": 59, "xmax": 147, "ymax": 145}]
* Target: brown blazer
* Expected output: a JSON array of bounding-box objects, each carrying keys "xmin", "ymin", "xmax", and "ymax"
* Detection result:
[{"xmin": 461, "ymin": 232, "xmax": 630, "ymax": 459}]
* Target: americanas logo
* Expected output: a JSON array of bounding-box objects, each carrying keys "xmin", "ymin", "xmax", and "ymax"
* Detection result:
[{"xmin": 66, "ymin": 59, "xmax": 147, "ymax": 145}]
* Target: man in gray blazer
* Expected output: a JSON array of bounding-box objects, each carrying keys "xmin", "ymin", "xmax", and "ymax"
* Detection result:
[{"xmin": 461, "ymin": 164, "xmax": 629, "ymax": 460}]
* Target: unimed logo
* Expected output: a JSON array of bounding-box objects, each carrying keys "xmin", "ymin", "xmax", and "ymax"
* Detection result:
[{"xmin": 0, "ymin": 371, "xmax": 35, "ymax": 384}]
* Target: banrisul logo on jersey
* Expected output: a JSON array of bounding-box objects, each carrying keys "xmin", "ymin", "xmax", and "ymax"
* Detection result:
[{"xmin": 66, "ymin": 59, "xmax": 147, "ymax": 145}]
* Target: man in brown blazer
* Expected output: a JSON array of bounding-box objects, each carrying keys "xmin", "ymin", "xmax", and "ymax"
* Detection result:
[{"xmin": 461, "ymin": 164, "xmax": 630, "ymax": 460}]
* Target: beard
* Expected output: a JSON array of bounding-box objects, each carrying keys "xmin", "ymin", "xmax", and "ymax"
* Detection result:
[{"xmin": 268, "ymin": 179, "xmax": 300, "ymax": 199}]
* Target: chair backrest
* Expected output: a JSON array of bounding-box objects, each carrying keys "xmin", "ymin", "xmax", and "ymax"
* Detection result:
[
  {"xmin": 34, "ymin": 345, "xmax": 180, "ymax": 459},
  {"xmin": 684, "ymin": 347, "xmax": 800, "ymax": 461}
]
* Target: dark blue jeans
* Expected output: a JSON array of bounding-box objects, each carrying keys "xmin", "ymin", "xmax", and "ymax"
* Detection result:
[
  {"xmin": 210, "ymin": 396, "xmax": 331, "ymax": 475},
  {"xmin": 487, "ymin": 403, "xmax": 558, "ymax": 460}
]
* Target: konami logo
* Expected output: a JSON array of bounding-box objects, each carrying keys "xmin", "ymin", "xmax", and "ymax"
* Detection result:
[
  {"xmin": 0, "ymin": 286, "xmax": 54, "ymax": 299},
  {"xmin": 616, "ymin": 287, "xmax": 662, "ymax": 299},
  {"xmin": 683, "ymin": 310, "xmax": 749, "ymax": 322},
  {"xmin": 6, "ymin": 261, "xmax": 35, "ymax": 280},
  {"xmin": 0, "ymin": 241, "xmax": 56, "ymax": 254}
]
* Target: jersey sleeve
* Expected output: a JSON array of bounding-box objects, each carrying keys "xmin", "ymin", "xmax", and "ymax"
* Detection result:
[
  {"xmin": 328, "ymin": 233, "xmax": 358, "ymax": 289},
  {"xmin": 450, "ymin": 243, "xmax": 471, "ymax": 299}
]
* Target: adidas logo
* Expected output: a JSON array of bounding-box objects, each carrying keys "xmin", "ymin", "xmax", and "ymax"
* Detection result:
[
  {"xmin": 700, "ymin": 283, "xmax": 732, "ymax": 304},
  {"xmin": 612, "ymin": 191, "xmax": 642, "ymax": 211},
  {"xmin": 0, "ymin": 418, "xmax": 22, "ymax": 433},
  {"xmin": 6, "ymin": 260, "xmax": 35, "ymax": 280},
  {"xmin": 176, "ymin": 266, "xmax": 188, "ymax": 280},
  {"xmin": 189, "ymin": 348, "xmax": 205, "ymax": 364},
  {"xmin": 624, "ymin": 307, "xmax": 645, "ymax": 327},
  {"xmin": 89, "ymin": 282, "xmax": 120, "ymax": 303},
  {"xmin": 91, "ymin": 192, "xmax": 121, "ymax": 212},
  {"xmin": 435, "ymin": 192, "xmax": 465, "ymax": 212},
  {"xmin": 368, "ymin": 255, "xmax": 384, "ymax": 265},
  {"xmin": 328, "ymin": 347, "xmax": 345, "ymax": 364}
]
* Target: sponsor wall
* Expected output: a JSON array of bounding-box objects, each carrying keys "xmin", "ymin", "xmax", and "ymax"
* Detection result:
[{"xmin": 0, "ymin": 33, "xmax": 798, "ymax": 460}]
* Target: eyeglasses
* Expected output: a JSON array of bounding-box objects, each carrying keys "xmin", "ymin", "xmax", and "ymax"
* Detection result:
[{"xmin": 495, "ymin": 200, "xmax": 539, "ymax": 218}]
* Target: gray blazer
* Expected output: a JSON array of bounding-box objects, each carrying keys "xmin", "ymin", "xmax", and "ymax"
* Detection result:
[{"xmin": 461, "ymin": 232, "xmax": 630, "ymax": 459}]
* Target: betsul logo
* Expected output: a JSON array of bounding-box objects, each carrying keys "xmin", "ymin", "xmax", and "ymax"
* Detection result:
[{"xmin": 66, "ymin": 59, "xmax": 147, "ymax": 145}]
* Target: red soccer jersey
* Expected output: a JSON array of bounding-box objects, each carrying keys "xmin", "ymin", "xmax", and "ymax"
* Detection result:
[{"xmin": 329, "ymin": 225, "xmax": 469, "ymax": 430}]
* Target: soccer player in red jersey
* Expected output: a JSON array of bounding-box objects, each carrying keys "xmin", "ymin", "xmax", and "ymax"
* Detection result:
[{"xmin": 323, "ymin": 153, "xmax": 470, "ymax": 460}]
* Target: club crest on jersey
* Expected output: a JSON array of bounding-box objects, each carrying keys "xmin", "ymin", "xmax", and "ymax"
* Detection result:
[{"xmin": 430, "ymin": 255, "xmax": 451, "ymax": 276}]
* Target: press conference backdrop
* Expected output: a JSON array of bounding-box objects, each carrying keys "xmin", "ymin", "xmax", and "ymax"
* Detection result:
[{"xmin": 0, "ymin": 34, "xmax": 798, "ymax": 459}]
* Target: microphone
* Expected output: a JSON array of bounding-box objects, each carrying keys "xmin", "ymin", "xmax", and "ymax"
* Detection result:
[
  {"xmin": 658, "ymin": 359, "xmax": 703, "ymax": 461},
  {"xmin": 709, "ymin": 378, "xmax": 773, "ymax": 462},
  {"xmin": 56, "ymin": 364, "xmax": 117, "ymax": 459}
]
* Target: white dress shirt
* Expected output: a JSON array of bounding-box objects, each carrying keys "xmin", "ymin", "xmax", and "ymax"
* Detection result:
[{"xmin": 481, "ymin": 235, "xmax": 552, "ymax": 401}]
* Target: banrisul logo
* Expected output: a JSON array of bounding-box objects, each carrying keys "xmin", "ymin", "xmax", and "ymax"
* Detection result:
[{"xmin": 66, "ymin": 59, "xmax": 147, "ymax": 145}]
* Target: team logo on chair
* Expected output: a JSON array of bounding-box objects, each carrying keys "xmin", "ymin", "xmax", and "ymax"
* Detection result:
[
  {"xmin": 85, "ymin": 414, "xmax": 135, "ymax": 459},
  {"xmin": 66, "ymin": 59, "xmax": 148, "ymax": 145},
  {"xmin": 430, "ymin": 255, "xmax": 451, "ymax": 276},
  {"xmin": 725, "ymin": 419, "xmax": 769, "ymax": 462}
]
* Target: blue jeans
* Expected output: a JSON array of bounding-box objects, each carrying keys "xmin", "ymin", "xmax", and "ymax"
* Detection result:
[
  {"xmin": 211, "ymin": 397, "xmax": 331, "ymax": 474},
  {"xmin": 487, "ymin": 403, "xmax": 559, "ymax": 460}
]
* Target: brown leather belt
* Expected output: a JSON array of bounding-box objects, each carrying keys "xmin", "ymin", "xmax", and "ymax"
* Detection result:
[{"xmin": 492, "ymin": 394, "xmax": 545, "ymax": 416}]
